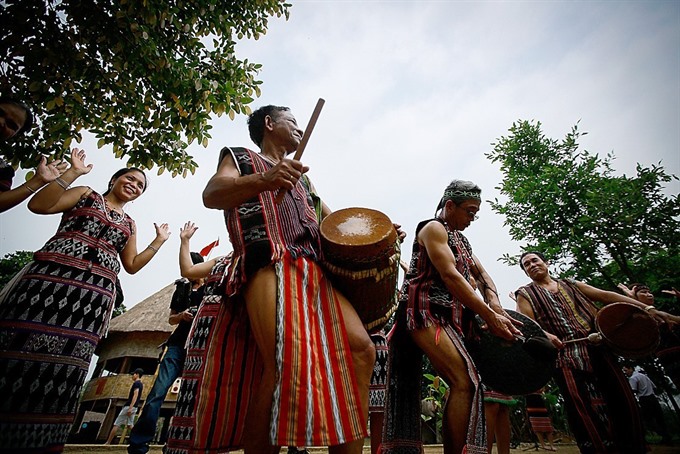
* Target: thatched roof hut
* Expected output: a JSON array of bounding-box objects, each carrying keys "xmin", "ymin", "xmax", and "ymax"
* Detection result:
[
  {"xmin": 76, "ymin": 281, "xmax": 182, "ymax": 443},
  {"xmin": 109, "ymin": 283, "xmax": 177, "ymax": 332},
  {"xmin": 94, "ymin": 281, "xmax": 177, "ymax": 375}
]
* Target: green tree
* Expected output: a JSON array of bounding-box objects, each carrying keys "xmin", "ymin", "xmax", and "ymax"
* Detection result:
[
  {"xmin": 487, "ymin": 120, "xmax": 680, "ymax": 308},
  {"xmin": 0, "ymin": 251, "xmax": 33, "ymax": 288},
  {"xmin": 111, "ymin": 301, "xmax": 126, "ymax": 318},
  {"xmin": 1, "ymin": 0, "xmax": 290, "ymax": 175}
]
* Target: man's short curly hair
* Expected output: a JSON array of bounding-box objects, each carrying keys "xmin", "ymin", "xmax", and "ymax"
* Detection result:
[{"xmin": 247, "ymin": 105, "xmax": 290, "ymax": 147}]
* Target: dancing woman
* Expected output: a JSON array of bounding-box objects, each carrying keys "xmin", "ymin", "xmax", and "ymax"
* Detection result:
[{"xmin": 0, "ymin": 148, "xmax": 169, "ymax": 453}]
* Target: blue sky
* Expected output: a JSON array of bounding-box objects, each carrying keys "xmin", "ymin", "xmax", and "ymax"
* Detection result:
[{"xmin": 2, "ymin": 1, "xmax": 679, "ymax": 313}]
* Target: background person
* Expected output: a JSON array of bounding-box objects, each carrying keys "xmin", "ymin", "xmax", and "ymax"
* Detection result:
[
  {"xmin": 525, "ymin": 391, "xmax": 557, "ymax": 451},
  {"xmin": 622, "ymin": 364, "xmax": 672, "ymax": 445},
  {"xmin": 0, "ymin": 96, "xmax": 33, "ymax": 141},
  {"xmin": 0, "ymin": 96, "xmax": 68, "ymax": 213},
  {"xmin": 127, "ymin": 223, "xmax": 207, "ymax": 454},
  {"xmin": 483, "ymin": 388, "xmax": 517, "ymax": 454},
  {"xmin": 618, "ymin": 282, "xmax": 680, "ymax": 389},
  {"xmin": 164, "ymin": 234, "xmax": 234, "ymax": 454},
  {"xmin": 107, "ymin": 368, "xmax": 145, "ymax": 444},
  {"xmin": 0, "ymin": 148, "xmax": 169, "ymax": 453}
]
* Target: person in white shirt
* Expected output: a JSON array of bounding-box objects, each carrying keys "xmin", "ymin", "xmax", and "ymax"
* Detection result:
[{"xmin": 622, "ymin": 365, "xmax": 672, "ymax": 445}]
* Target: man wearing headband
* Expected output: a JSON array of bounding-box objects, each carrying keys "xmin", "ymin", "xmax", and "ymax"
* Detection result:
[{"xmin": 382, "ymin": 179, "xmax": 520, "ymax": 454}]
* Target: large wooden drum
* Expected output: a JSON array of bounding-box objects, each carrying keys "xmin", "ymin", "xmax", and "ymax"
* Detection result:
[{"xmin": 320, "ymin": 207, "xmax": 400, "ymax": 333}]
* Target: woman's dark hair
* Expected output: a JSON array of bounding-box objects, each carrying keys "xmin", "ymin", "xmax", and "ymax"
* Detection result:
[
  {"xmin": 435, "ymin": 179, "xmax": 482, "ymax": 214},
  {"xmin": 519, "ymin": 251, "xmax": 548, "ymax": 271},
  {"xmin": 103, "ymin": 167, "xmax": 148, "ymax": 196},
  {"xmin": 247, "ymin": 105, "xmax": 290, "ymax": 147},
  {"xmin": 0, "ymin": 96, "xmax": 34, "ymax": 136}
]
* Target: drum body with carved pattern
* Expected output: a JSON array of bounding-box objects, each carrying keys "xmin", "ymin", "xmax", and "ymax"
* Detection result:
[{"xmin": 320, "ymin": 207, "xmax": 400, "ymax": 333}]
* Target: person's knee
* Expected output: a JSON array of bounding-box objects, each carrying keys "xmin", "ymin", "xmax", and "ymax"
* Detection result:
[
  {"xmin": 352, "ymin": 335, "xmax": 376, "ymax": 376},
  {"xmin": 447, "ymin": 372, "xmax": 475, "ymax": 397}
]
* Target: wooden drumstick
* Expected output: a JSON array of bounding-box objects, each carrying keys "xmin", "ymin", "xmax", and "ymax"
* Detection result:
[
  {"xmin": 274, "ymin": 98, "xmax": 325, "ymax": 204},
  {"xmin": 562, "ymin": 332, "xmax": 603, "ymax": 345}
]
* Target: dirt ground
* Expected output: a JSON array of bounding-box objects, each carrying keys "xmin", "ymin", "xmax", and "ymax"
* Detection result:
[{"xmin": 63, "ymin": 442, "xmax": 680, "ymax": 453}]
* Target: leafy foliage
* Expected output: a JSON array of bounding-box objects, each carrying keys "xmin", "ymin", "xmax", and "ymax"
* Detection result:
[
  {"xmin": 111, "ymin": 302, "xmax": 127, "ymax": 318},
  {"xmin": 1, "ymin": 0, "xmax": 291, "ymax": 175},
  {"xmin": 0, "ymin": 250, "xmax": 33, "ymax": 288},
  {"xmin": 422, "ymin": 373, "xmax": 448, "ymax": 442},
  {"xmin": 487, "ymin": 120, "xmax": 680, "ymax": 304}
]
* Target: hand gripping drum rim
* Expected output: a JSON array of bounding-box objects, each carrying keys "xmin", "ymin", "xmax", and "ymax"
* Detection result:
[{"xmin": 466, "ymin": 309, "xmax": 555, "ymax": 395}]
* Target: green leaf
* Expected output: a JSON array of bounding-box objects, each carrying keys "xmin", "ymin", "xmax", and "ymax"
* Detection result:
[{"xmin": 3, "ymin": 0, "xmax": 291, "ymax": 174}]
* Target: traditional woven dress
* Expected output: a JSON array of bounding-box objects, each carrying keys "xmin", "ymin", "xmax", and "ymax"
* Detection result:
[
  {"xmin": 165, "ymin": 255, "xmax": 264, "ymax": 453},
  {"xmin": 517, "ymin": 280, "xmax": 646, "ymax": 453},
  {"xmin": 369, "ymin": 330, "xmax": 389, "ymax": 414},
  {"xmin": 382, "ymin": 218, "xmax": 486, "ymax": 454},
  {"xmin": 0, "ymin": 190, "xmax": 132, "ymax": 452},
  {"xmin": 525, "ymin": 393, "xmax": 553, "ymax": 434},
  {"xmin": 166, "ymin": 147, "xmax": 366, "ymax": 453}
]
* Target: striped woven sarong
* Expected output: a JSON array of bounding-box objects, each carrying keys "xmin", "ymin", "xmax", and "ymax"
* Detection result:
[
  {"xmin": 553, "ymin": 346, "xmax": 645, "ymax": 453},
  {"xmin": 271, "ymin": 255, "xmax": 366, "ymax": 446},
  {"xmin": 381, "ymin": 321, "xmax": 486, "ymax": 454},
  {"xmin": 167, "ymin": 254, "xmax": 366, "ymax": 452},
  {"xmin": 166, "ymin": 257, "xmax": 263, "ymax": 454}
]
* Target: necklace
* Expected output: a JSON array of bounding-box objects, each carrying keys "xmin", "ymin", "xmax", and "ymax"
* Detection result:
[{"xmin": 100, "ymin": 194, "xmax": 126, "ymax": 225}]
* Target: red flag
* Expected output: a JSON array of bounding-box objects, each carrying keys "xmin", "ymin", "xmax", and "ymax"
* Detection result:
[{"xmin": 199, "ymin": 238, "xmax": 219, "ymax": 257}]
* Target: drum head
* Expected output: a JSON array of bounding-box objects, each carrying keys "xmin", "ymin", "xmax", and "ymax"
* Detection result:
[
  {"xmin": 467, "ymin": 310, "xmax": 554, "ymax": 395},
  {"xmin": 596, "ymin": 302, "xmax": 659, "ymax": 358},
  {"xmin": 320, "ymin": 207, "xmax": 397, "ymax": 265}
]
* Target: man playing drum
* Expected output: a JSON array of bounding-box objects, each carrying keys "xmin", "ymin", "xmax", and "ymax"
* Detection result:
[
  {"xmin": 515, "ymin": 252, "xmax": 677, "ymax": 454},
  {"xmin": 382, "ymin": 180, "xmax": 521, "ymax": 454},
  {"xmin": 199, "ymin": 105, "xmax": 376, "ymax": 454}
]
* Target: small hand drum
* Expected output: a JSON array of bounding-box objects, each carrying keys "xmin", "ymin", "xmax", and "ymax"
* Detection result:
[
  {"xmin": 595, "ymin": 302, "xmax": 660, "ymax": 359},
  {"xmin": 320, "ymin": 207, "xmax": 400, "ymax": 333},
  {"xmin": 467, "ymin": 310, "xmax": 555, "ymax": 395}
]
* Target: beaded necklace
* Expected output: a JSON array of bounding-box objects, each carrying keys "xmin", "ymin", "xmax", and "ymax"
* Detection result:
[{"xmin": 100, "ymin": 193, "xmax": 126, "ymax": 225}]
